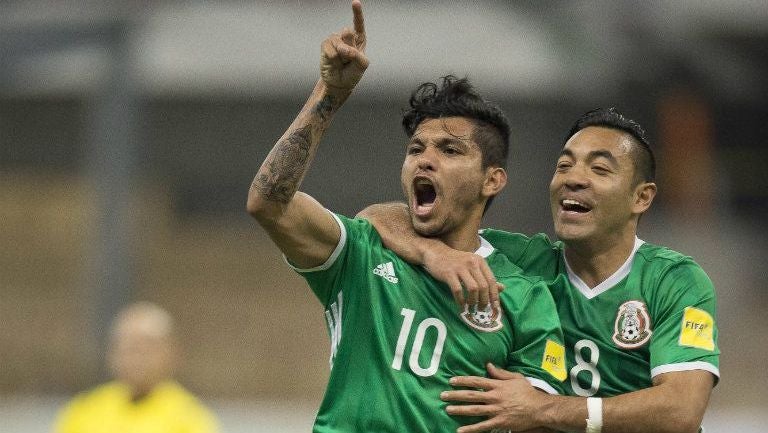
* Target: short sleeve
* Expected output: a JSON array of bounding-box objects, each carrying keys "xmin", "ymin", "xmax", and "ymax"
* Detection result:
[
  {"xmin": 286, "ymin": 212, "xmax": 376, "ymax": 308},
  {"xmin": 503, "ymin": 280, "xmax": 567, "ymax": 395},
  {"xmin": 648, "ymin": 261, "xmax": 720, "ymax": 381}
]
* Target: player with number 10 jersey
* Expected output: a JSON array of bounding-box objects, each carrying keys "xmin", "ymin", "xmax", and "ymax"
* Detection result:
[
  {"xmin": 480, "ymin": 230, "xmax": 720, "ymax": 397},
  {"xmin": 291, "ymin": 215, "xmax": 567, "ymax": 433}
]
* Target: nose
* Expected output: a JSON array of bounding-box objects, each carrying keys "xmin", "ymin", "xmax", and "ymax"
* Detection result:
[
  {"xmin": 563, "ymin": 166, "xmax": 590, "ymax": 190},
  {"xmin": 416, "ymin": 146, "xmax": 437, "ymax": 171}
]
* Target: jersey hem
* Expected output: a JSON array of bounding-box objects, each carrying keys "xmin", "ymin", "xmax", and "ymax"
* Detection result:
[
  {"xmin": 283, "ymin": 212, "xmax": 347, "ymax": 273},
  {"xmin": 650, "ymin": 361, "xmax": 720, "ymax": 380},
  {"xmin": 526, "ymin": 377, "xmax": 559, "ymax": 395}
]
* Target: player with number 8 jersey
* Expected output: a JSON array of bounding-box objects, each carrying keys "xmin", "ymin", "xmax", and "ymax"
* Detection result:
[
  {"xmin": 290, "ymin": 215, "xmax": 566, "ymax": 432},
  {"xmin": 480, "ymin": 230, "xmax": 720, "ymax": 397}
]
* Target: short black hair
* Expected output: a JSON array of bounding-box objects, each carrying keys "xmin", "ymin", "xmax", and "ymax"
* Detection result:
[
  {"xmin": 565, "ymin": 108, "xmax": 656, "ymax": 184},
  {"xmin": 402, "ymin": 75, "xmax": 510, "ymax": 171}
]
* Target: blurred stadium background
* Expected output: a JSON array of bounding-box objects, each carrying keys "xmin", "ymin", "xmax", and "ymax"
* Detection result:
[{"xmin": 2, "ymin": 1, "xmax": 766, "ymax": 432}]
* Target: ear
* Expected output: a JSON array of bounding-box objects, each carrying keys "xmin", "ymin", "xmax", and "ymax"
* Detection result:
[
  {"xmin": 482, "ymin": 167, "xmax": 507, "ymax": 198},
  {"xmin": 633, "ymin": 182, "xmax": 657, "ymax": 214}
]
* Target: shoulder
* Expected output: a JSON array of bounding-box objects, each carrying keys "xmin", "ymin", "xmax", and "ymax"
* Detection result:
[
  {"xmin": 636, "ymin": 241, "xmax": 693, "ymax": 264},
  {"xmin": 76, "ymin": 381, "xmax": 126, "ymax": 402},
  {"xmin": 489, "ymin": 252, "xmax": 548, "ymax": 297},
  {"xmin": 636, "ymin": 242, "xmax": 711, "ymax": 281},
  {"xmin": 334, "ymin": 213, "xmax": 382, "ymax": 244},
  {"xmin": 156, "ymin": 381, "xmax": 216, "ymax": 413},
  {"xmin": 154, "ymin": 382, "xmax": 218, "ymax": 429},
  {"xmin": 480, "ymin": 230, "xmax": 561, "ymax": 256},
  {"xmin": 635, "ymin": 242, "xmax": 715, "ymax": 298},
  {"xmin": 57, "ymin": 381, "xmax": 126, "ymax": 419}
]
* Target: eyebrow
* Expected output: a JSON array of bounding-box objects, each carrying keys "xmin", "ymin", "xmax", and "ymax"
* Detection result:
[
  {"xmin": 560, "ymin": 148, "xmax": 619, "ymax": 166},
  {"xmin": 408, "ymin": 136, "xmax": 470, "ymax": 147}
]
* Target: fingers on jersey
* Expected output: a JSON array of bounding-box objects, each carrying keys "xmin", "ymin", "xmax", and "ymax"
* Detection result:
[
  {"xmin": 446, "ymin": 274, "xmax": 467, "ymax": 307},
  {"xmin": 446, "ymin": 402, "xmax": 498, "ymax": 417},
  {"xmin": 449, "ymin": 254, "xmax": 503, "ymax": 311},
  {"xmin": 447, "ymin": 375, "xmax": 498, "ymax": 390},
  {"xmin": 486, "ymin": 363, "xmax": 522, "ymax": 380},
  {"xmin": 456, "ymin": 418, "xmax": 504, "ymax": 433}
]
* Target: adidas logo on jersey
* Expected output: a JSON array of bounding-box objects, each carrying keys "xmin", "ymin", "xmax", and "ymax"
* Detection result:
[{"xmin": 373, "ymin": 262, "xmax": 399, "ymax": 283}]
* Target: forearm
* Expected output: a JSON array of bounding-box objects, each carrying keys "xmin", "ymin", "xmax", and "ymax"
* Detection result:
[
  {"xmin": 538, "ymin": 380, "xmax": 710, "ymax": 433},
  {"xmin": 357, "ymin": 202, "xmax": 445, "ymax": 265},
  {"xmin": 247, "ymin": 80, "xmax": 348, "ymax": 219},
  {"xmin": 359, "ymin": 202, "xmax": 503, "ymax": 307}
]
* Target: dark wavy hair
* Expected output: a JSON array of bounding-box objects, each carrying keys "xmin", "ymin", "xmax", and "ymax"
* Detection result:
[
  {"xmin": 402, "ymin": 75, "xmax": 510, "ymax": 171},
  {"xmin": 566, "ymin": 108, "xmax": 656, "ymax": 184}
]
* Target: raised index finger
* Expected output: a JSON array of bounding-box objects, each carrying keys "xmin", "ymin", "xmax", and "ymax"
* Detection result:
[{"xmin": 352, "ymin": 0, "xmax": 365, "ymax": 38}]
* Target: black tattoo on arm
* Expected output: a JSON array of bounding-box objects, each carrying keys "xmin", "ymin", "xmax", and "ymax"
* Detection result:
[
  {"xmin": 251, "ymin": 91, "xmax": 343, "ymax": 203},
  {"xmin": 252, "ymin": 125, "xmax": 313, "ymax": 203},
  {"xmin": 313, "ymin": 94, "xmax": 339, "ymax": 122}
]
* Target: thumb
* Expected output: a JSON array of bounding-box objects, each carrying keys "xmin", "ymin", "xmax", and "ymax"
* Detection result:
[
  {"xmin": 487, "ymin": 363, "xmax": 523, "ymax": 380},
  {"xmin": 337, "ymin": 44, "xmax": 369, "ymax": 71}
]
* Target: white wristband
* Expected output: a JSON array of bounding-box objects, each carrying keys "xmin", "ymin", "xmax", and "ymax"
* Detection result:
[{"xmin": 586, "ymin": 397, "xmax": 603, "ymax": 433}]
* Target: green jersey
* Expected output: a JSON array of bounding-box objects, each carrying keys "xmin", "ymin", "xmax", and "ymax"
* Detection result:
[
  {"xmin": 290, "ymin": 215, "xmax": 566, "ymax": 433},
  {"xmin": 480, "ymin": 230, "xmax": 720, "ymax": 397}
]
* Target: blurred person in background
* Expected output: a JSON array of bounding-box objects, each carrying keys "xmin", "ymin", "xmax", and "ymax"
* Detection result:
[
  {"xmin": 362, "ymin": 109, "xmax": 720, "ymax": 433},
  {"xmin": 53, "ymin": 301, "xmax": 218, "ymax": 433}
]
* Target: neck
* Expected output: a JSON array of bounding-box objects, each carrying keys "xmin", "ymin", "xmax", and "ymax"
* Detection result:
[
  {"xmin": 128, "ymin": 385, "xmax": 154, "ymax": 403},
  {"xmin": 437, "ymin": 214, "xmax": 483, "ymax": 253},
  {"xmin": 563, "ymin": 231, "xmax": 637, "ymax": 289}
]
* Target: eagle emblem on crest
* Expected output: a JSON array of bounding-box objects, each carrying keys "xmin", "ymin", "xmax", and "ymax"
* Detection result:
[
  {"xmin": 612, "ymin": 300, "xmax": 652, "ymax": 349},
  {"xmin": 459, "ymin": 304, "xmax": 503, "ymax": 332}
]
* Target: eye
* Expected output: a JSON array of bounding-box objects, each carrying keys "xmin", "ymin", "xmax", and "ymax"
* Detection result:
[
  {"xmin": 555, "ymin": 160, "xmax": 572, "ymax": 171},
  {"xmin": 592, "ymin": 165, "xmax": 610, "ymax": 175},
  {"xmin": 406, "ymin": 143, "xmax": 423, "ymax": 155},
  {"xmin": 444, "ymin": 146, "xmax": 460, "ymax": 155}
]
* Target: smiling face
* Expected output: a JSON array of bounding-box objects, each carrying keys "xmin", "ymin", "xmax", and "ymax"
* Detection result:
[
  {"xmin": 550, "ymin": 126, "xmax": 656, "ymax": 247},
  {"xmin": 401, "ymin": 117, "xmax": 504, "ymax": 244}
]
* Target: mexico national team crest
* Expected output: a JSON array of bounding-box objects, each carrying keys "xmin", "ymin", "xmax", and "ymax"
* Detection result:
[
  {"xmin": 460, "ymin": 304, "xmax": 503, "ymax": 332},
  {"xmin": 612, "ymin": 300, "xmax": 653, "ymax": 349}
]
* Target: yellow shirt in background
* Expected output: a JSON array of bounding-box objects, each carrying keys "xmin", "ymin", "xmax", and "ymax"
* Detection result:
[{"xmin": 54, "ymin": 380, "xmax": 218, "ymax": 433}]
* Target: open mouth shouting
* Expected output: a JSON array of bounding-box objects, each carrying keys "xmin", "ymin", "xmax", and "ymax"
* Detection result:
[{"xmin": 412, "ymin": 177, "xmax": 438, "ymax": 218}]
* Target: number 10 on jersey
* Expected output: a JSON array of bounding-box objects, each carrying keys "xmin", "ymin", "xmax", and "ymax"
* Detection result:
[{"xmin": 392, "ymin": 308, "xmax": 447, "ymax": 377}]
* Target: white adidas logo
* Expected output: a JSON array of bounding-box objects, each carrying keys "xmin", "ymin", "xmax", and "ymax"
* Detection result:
[{"xmin": 373, "ymin": 261, "xmax": 399, "ymax": 283}]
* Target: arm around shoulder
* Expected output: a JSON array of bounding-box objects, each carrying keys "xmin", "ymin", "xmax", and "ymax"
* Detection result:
[{"xmin": 359, "ymin": 201, "xmax": 504, "ymax": 308}]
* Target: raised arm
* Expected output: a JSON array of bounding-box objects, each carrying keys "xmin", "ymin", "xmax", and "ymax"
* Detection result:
[
  {"xmin": 247, "ymin": 0, "xmax": 368, "ymax": 268},
  {"xmin": 358, "ymin": 202, "xmax": 503, "ymax": 309}
]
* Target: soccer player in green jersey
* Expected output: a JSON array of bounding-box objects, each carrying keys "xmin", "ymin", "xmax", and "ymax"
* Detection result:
[
  {"xmin": 361, "ymin": 109, "xmax": 719, "ymax": 433},
  {"xmin": 246, "ymin": 2, "xmax": 566, "ymax": 432}
]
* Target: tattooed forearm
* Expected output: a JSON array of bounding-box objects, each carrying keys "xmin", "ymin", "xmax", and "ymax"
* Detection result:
[
  {"xmin": 252, "ymin": 125, "xmax": 313, "ymax": 203},
  {"xmin": 251, "ymin": 85, "xmax": 345, "ymax": 204},
  {"xmin": 313, "ymin": 93, "xmax": 339, "ymax": 122}
]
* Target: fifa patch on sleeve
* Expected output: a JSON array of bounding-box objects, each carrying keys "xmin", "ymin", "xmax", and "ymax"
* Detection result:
[
  {"xmin": 679, "ymin": 307, "xmax": 715, "ymax": 351},
  {"xmin": 541, "ymin": 339, "xmax": 567, "ymax": 381}
]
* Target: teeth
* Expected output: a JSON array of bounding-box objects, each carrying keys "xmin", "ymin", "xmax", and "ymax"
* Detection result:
[{"xmin": 562, "ymin": 199, "xmax": 584, "ymax": 206}]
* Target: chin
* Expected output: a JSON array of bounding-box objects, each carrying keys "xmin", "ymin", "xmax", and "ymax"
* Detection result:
[
  {"xmin": 411, "ymin": 217, "xmax": 444, "ymax": 237},
  {"xmin": 554, "ymin": 225, "xmax": 590, "ymax": 243}
]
